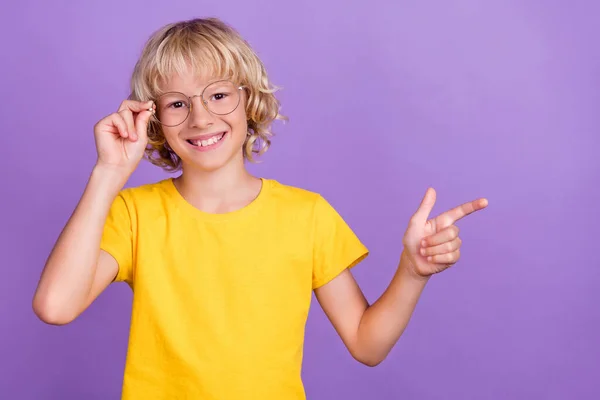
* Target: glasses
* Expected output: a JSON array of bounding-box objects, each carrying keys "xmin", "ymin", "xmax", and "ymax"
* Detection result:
[{"xmin": 151, "ymin": 80, "xmax": 244, "ymax": 127}]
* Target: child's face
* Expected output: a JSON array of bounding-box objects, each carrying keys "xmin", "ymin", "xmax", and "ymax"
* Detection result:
[{"xmin": 157, "ymin": 71, "xmax": 248, "ymax": 173}]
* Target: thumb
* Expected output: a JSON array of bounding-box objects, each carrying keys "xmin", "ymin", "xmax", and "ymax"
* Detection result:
[
  {"xmin": 135, "ymin": 102, "xmax": 155, "ymax": 141},
  {"xmin": 411, "ymin": 187, "xmax": 436, "ymax": 224}
]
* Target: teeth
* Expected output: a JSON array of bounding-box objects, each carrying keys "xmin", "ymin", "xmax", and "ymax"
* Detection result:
[{"xmin": 190, "ymin": 133, "xmax": 224, "ymax": 147}]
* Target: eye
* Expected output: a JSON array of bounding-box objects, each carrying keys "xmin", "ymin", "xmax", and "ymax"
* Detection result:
[
  {"xmin": 210, "ymin": 92, "xmax": 229, "ymax": 101},
  {"xmin": 169, "ymin": 101, "xmax": 187, "ymax": 109}
]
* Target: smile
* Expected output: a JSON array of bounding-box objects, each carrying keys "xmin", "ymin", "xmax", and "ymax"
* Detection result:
[{"xmin": 186, "ymin": 132, "xmax": 227, "ymax": 151}]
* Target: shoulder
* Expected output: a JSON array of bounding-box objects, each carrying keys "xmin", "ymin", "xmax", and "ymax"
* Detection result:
[
  {"xmin": 262, "ymin": 178, "xmax": 345, "ymax": 222},
  {"xmin": 117, "ymin": 178, "xmax": 174, "ymax": 210},
  {"xmin": 264, "ymin": 178, "xmax": 323, "ymax": 208}
]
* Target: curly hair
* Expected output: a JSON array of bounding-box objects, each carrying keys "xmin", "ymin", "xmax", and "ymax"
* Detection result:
[{"xmin": 128, "ymin": 17, "xmax": 286, "ymax": 171}]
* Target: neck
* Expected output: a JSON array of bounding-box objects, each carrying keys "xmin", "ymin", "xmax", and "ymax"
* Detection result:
[{"xmin": 173, "ymin": 157, "xmax": 261, "ymax": 213}]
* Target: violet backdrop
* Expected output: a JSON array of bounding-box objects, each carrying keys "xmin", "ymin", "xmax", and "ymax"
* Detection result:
[{"xmin": 1, "ymin": 0, "xmax": 598, "ymax": 399}]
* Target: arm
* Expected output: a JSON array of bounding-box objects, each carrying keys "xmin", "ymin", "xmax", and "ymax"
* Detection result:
[
  {"xmin": 315, "ymin": 188, "xmax": 488, "ymax": 366},
  {"xmin": 32, "ymin": 99, "xmax": 153, "ymax": 325},
  {"xmin": 315, "ymin": 252, "xmax": 427, "ymax": 367},
  {"xmin": 32, "ymin": 166, "xmax": 125, "ymax": 325}
]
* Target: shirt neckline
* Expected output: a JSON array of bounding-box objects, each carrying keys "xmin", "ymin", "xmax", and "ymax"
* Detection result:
[{"xmin": 162, "ymin": 177, "xmax": 272, "ymax": 223}]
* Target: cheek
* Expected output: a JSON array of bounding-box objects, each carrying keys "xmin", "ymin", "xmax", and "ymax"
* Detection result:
[
  {"xmin": 226, "ymin": 111, "xmax": 249, "ymax": 137},
  {"xmin": 161, "ymin": 128, "xmax": 174, "ymax": 139},
  {"xmin": 161, "ymin": 128, "xmax": 182, "ymax": 148}
]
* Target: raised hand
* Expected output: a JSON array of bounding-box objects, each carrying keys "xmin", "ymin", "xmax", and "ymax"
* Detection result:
[
  {"xmin": 402, "ymin": 188, "xmax": 488, "ymax": 278},
  {"xmin": 93, "ymin": 99, "xmax": 155, "ymax": 175}
]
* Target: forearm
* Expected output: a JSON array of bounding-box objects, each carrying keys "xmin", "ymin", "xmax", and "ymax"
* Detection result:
[
  {"xmin": 355, "ymin": 251, "xmax": 429, "ymax": 366},
  {"xmin": 33, "ymin": 166, "xmax": 126, "ymax": 321}
]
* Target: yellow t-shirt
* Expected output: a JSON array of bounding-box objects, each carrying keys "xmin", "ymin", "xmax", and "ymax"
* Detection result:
[{"xmin": 100, "ymin": 177, "xmax": 368, "ymax": 399}]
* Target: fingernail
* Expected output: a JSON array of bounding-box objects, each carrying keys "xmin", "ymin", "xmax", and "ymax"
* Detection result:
[
  {"xmin": 420, "ymin": 248, "xmax": 426, "ymax": 256},
  {"xmin": 427, "ymin": 256, "xmax": 432, "ymax": 262},
  {"xmin": 421, "ymin": 240, "xmax": 426, "ymax": 247}
]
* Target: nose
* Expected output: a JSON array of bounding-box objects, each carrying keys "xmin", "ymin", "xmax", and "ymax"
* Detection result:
[{"xmin": 187, "ymin": 95, "xmax": 215, "ymax": 129}]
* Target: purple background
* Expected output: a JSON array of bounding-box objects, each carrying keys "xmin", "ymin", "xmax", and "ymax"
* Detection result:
[{"xmin": 1, "ymin": 1, "xmax": 598, "ymax": 399}]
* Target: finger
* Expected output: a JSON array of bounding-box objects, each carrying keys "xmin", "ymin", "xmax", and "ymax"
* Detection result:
[
  {"xmin": 410, "ymin": 187, "xmax": 436, "ymax": 225},
  {"xmin": 110, "ymin": 113, "xmax": 129, "ymax": 139},
  {"xmin": 118, "ymin": 109, "xmax": 137, "ymax": 141},
  {"xmin": 427, "ymin": 249, "xmax": 460, "ymax": 264},
  {"xmin": 134, "ymin": 103, "xmax": 155, "ymax": 141},
  {"xmin": 421, "ymin": 225, "xmax": 459, "ymax": 247},
  {"xmin": 118, "ymin": 99, "xmax": 154, "ymax": 114},
  {"xmin": 420, "ymin": 237, "xmax": 461, "ymax": 257},
  {"xmin": 434, "ymin": 197, "xmax": 488, "ymax": 230}
]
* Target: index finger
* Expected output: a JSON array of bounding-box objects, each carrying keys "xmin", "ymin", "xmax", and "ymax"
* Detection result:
[
  {"xmin": 435, "ymin": 198, "xmax": 488, "ymax": 230},
  {"xmin": 118, "ymin": 100, "xmax": 154, "ymax": 113}
]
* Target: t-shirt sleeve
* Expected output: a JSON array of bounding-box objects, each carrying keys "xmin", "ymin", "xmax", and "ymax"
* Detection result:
[
  {"xmin": 100, "ymin": 192, "xmax": 134, "ymax": 285},
  {"xmin": 311, "ymin": 194, "xmax": 369, "ymax": 289}
]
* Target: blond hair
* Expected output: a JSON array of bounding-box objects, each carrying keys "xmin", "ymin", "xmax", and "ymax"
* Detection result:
[{"xmin": 129, "ymin": 17, "xmax": 285, "ymax": 171}]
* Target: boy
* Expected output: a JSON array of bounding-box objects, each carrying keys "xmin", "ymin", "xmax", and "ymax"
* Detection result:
[{"xmin": 33, "ymin": 17, "xmax": 488, "ymax": 399}]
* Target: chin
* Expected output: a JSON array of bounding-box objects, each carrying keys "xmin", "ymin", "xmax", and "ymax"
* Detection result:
[
  {"xmin": 187, "ymin": 158, "xmax": 234, "ymax": 173},
  {"xmin": 175, "ymin": 134, "xmax": 245, "ymax": 173}
]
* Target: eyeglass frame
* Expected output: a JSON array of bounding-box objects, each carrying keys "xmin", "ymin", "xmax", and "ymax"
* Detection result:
[{"xmin": 149, "ymin": 79, "xmax": 247, "ymax": 127}]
